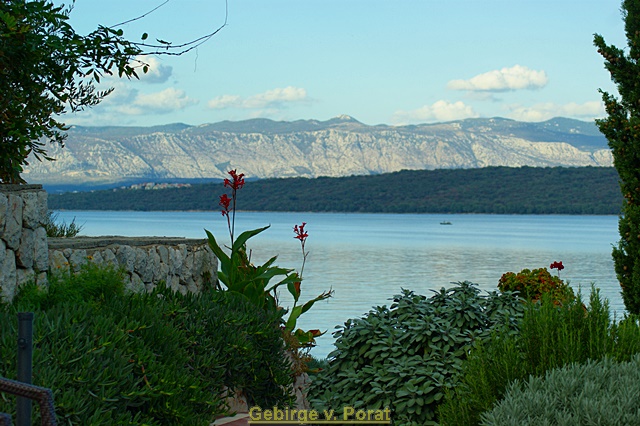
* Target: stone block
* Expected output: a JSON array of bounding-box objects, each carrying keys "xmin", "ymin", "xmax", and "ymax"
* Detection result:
[
  {"xmin": 17, "ymin": 228, "xmax": 34, "ymax": 268},
  {"xmin": 157, "ymin": 245, "xmax": 169, "ymax": 265},
  {"xmin": 49, "ymin": 250, "xmax": 70, "ymax": 275},
  {"xmin": 4, "ymin": 194, "xmax": 22, "ymax": 250},
  {"xmin": 35, "ymin": 271, "xmax": 48, "ymax": 287},
  {"xmin": 0, "ymin": 192, "xmax": 7, "ymax": 236},
  {"xmin": 116, "ymin": 245, "xmax": 135, "ymax": 272},
  {"xmin": 184, "ymin": 252, "xmax": 194, "ymax": 279},
  {"xmin": 17, "ymin": 268, "xmax": 35, "ymax": 287},
  {"xmin": 36, "ymin": 191, "xmax": 47, "ymax": 225},
  {"xmin": 157, "ymin": 263, "xmax": 170, "ymax": 283},
  {"xmin": 193, "ymin": 246, "xmax": 215, "ymax": 278},
  {"xmin": 21, "ymin": 192, "xmax": 39, "ymax": 229},
  {"xmin": 68, "ymin": 249, "xmax": 88, "ymax": 273},
  {"xmin": 149, "ymin": 248, "xmax": 161, "ymax": 282},
  {"xmin": 101, "ymin": 248, "xmax": 117, "ymax": 264},
  {"xmin": 0, "ymin": 249, "xmax": 16, "ymax": 302},
  {"xmin": 178, "ymin": 244, "xmax": 187, "ymax": 261},
  {"xmin": 126, "ymin": 272, "xmax": 145, "ymax": 293},
  {"xmin": 135, "ymin": 247, "xmax": 154, "ymax": 283},
  {"xmin": 89, "ymin": 250, "xmax": 104, "ymax": 265},
  {"xmin": 33, "ymin": 227, "xmax": 48, "ymax": 272},
  {"xmin": 169, "ymin": 247, "xmax": 184, "ymax": 275},
  {"xmin": 167, "ymin": 274, "xmax": 180, "ymax": 293},
  {"xmin": 185, "ymin": 277, "xmax": 198, "ymax": 293}
]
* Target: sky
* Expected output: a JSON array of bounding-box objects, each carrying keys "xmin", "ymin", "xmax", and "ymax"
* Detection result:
[{"xmin": 62, "ymin": 0, "xmax": 628, "ymax": 127}]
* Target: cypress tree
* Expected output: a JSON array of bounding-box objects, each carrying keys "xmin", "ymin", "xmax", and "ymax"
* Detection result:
[{"xmin": 594, "ymin": 0, "xmax": 640, "ymax": 313}]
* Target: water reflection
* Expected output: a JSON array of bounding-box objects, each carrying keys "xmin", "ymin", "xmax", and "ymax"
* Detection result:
[
  {"xmin": 55, "ymin": 211, "xmax": 621, "ymax": 359},
  {"xmin": 253, "ymin": 240, "xmax": 621, "ymax": 359}
]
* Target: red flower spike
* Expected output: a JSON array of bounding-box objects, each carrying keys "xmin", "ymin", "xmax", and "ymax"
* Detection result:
[
  {"xmin": 550, "ymin": 261, "xmax": 565, "ymax": 271},
  {"xmin": 224, "ymin": 169, "xmax": 245, "ymax": 191},
  {"xmin": 219, "ymin": 193, "xmax": 231, "ymax": 216},
  {"xmin": 294, "ymin": 222, "xmax": 308, "ymax": 242}
]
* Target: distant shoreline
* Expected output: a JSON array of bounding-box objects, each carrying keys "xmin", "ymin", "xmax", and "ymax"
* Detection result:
[{"xmin": 48, "ymin": 166, "xmax": 623, "ymax": 215}]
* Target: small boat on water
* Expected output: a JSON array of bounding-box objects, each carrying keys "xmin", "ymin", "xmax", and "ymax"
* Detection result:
[{"xmin": 440, "ymin": 221, "xmax": 452, "ymax": 225}]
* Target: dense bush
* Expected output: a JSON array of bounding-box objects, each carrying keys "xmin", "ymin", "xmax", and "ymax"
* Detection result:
[
  {"xmin": 0, "ymin": 264, "xmax": 292, "ymax": 425},
  {"xmin": 481, "ymin": 354, "xmax": 640, "ymax": 425},
  {"xmin": 438, "ymin": 288, "xmax": 640, "ymax": 425},
  {"xmin": 307, "ymin": 281, "xmax": 523, "ymax": 426},
  {"xmin": 498, "ymin": 267, "xmax": 574, "ymax": 304}
]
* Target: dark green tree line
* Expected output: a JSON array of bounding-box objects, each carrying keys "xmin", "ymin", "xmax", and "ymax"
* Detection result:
[{"xmin": 47, "ymin": 167, "xmax": 622, "ymax": 214}]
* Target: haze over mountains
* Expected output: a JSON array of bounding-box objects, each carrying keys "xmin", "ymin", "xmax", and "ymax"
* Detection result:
[{"xmin": 24, "ymin": 115, "xmax": 613, "ymax": 188}]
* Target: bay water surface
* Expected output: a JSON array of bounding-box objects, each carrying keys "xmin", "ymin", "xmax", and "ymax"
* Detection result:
[{"xmin": 55, "ymin": 211, "xmax": 622, "ymax": 358}]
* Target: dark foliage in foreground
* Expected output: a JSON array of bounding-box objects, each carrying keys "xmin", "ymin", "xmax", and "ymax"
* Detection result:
[
  {"xmin": 0, "ymin": 264, "xmax": 292, "ymax": 425},
  {"xmin": 307, "ymin": 282, "xmax": 524, "ymax": 425},
  {"xmin": 438, "ymin": 289, "xmax": 640, "ymax": 425}
]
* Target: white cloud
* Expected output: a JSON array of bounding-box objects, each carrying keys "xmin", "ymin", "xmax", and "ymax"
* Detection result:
[
  {"xmin": 506, "ymin": 101, "xmax": 605, "ymax": 122},
  {"xmin": 123, "ymin": 87, "xmax": 198, "ymax": 114},
  {"xmin": 136, "ymin": 56, "xmax": 173, "ymax": 84},
  {"xmin": 74, "ymin": 84, "xmax": 197, "ymax": 119},
  {"xmin": 208, "ymin": 86, "xmax": 308, "ymax": 109},
  {"xmin": 447, "ymin": 65, "xmax": 548, "ymax": 92},
  {"xmin": 392, "ymin": 100, "xmax": 479, "ymax": 124},
  {"xmin": 207, "ymin": 94, "xmax": 243, "ymax": 109},
  {"xmin": 135, "ymin": 88, "xmax": 195, "ymax": 110}
]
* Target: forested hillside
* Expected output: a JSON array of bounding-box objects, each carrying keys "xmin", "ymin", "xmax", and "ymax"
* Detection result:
[{"xmin": 48, "ymin": 166, "xmax": 622, "ymax": 215}]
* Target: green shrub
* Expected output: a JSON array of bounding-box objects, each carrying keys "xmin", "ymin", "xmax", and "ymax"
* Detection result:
[
  {"xmin": 307, "ymin": 282, "xmax": 523, "ymax": 426},
  {"xmin": 43, "ymin": 210, "xmax": 83, "ymax": 238},
  {"xmin": 17, "ymin": 262, "xmax": 126, "ymax": 310},
  {"xmin": 0, "ymin": 264, "xmax": 292, "ymax": 425},
  {"xmin": 498, "ymin": 267, "xmax": 574, "ymax": 304},
  {"xmin": 480, "ymin": 354, "xmax": 640, "ymax": 425},
  {"xmin": 438, "ymin": 287, "xmax": 640, "ymax": 425}
]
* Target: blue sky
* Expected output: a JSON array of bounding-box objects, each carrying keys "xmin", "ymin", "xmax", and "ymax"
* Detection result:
[{"xmin": 64, "ymin": 0, "xmax": 626, "ymax": 127}]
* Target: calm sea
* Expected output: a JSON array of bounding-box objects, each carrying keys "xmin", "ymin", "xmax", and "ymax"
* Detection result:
[{"xmin": 55, "ymin": 211, "xmax": 622, "ymax": 358}]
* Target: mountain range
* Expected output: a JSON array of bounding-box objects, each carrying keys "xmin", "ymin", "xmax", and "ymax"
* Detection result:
[{"xmin": 23, "ymin": 115, "xmax": 613, "ymax": 188}]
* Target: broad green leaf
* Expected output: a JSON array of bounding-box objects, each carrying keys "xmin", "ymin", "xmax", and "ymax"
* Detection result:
[
  {"xmin": 205, "ymin": 229, "xmax": 230, "ymax": 265},
  {"xmin": 285, "ymin": 305, "xmax": 303, "ymax": 332},
  {"xmin": 232, "ymin": 226, "xmax": 270, "ymax": 253}
]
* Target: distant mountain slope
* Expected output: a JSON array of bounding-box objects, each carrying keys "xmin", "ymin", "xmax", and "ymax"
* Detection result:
[
  {"xmin": 48, "ymin": 166, "xmax": 622, "ymax": 215},
  {"xmin": 24, "ymin": 116, "xmax": 612, "ymax": 186}
]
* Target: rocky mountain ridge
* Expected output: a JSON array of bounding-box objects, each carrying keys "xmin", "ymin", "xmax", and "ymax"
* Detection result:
[{"xmin": 23, "ymin": 116, "xmax": 613, "ymax": 186}]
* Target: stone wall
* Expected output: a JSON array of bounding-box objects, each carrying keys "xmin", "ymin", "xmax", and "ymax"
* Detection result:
[
  {"xmin": 48, "ymin": 237, "xmax": 216, "ymax": 294},
  {"xmin": 0, "ymin": 185, "xmax": 49, "ymax": 302},
  {"xmin": 0, "ymin": 184, "xmax": 217, "ymax": 302}
]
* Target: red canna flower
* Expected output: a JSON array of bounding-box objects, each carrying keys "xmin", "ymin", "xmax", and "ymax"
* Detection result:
[
  {"xmin": 294, "ymin": 222, "xmax": 309, "ymax": 277},
  {"xmin": 550, "ymin": 261, "xmax": 564, "ymax": 271},
  {"xmin": 224, "ymin": 169, "xmax": 245, "ymax": 191},
  {"xmin": 294, "ymin": 222, "xmax": 308, "ymax": 242},
  {"xmin": 219, "ymin": 194, "xmax": 231, "ymax": 216}
]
